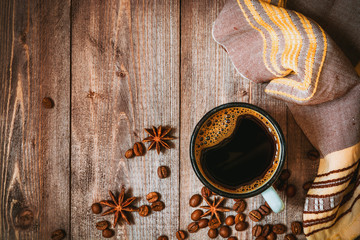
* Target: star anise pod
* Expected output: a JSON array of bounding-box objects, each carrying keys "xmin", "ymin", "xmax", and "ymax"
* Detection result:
[
  {"xmin": 100, "ymin": 188, "xmax": 137, "ymax": 227},
  {"xmin": 142, "ymin": 126, "xmax": 174, "ymax": 154},
  {"xmin": 200, "ymin": 196, "xmax": 230, "ymax": 225}
]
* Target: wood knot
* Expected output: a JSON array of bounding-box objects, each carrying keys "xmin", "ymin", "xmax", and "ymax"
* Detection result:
[
  {"xmin": 42, "ymin": 97, "xmax": 55, "ymax": 109},
  {"xmin": 116, "ymin": 71, "xmax": 126, "ymax": 78},
  {"xmin": 15, "ymin": 208, "xmax": 34, "ymax": 230}
]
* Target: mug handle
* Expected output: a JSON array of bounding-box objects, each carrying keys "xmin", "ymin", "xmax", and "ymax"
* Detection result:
[{"xmin": 261, "ymin": 186, "xmax": 284, "ymax": 213}]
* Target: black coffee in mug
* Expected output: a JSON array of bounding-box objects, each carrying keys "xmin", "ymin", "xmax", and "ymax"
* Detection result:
[
  {"xmin": 190, "ymin": 102, "xmax": 285, "ymax": 200},
  {"xmin": 201, "ymin": 114, "xmax": 276, "ymax": 190}
]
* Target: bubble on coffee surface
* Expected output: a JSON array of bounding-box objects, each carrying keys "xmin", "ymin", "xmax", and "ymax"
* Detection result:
[{"xmin": 194, "ymin": 107, "xmax": 281, "ymax": 194}]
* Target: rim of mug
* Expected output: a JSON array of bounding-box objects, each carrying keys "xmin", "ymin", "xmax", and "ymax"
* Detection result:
[{"xmin": 190, "ymin": 102, "xmax": 286, "ymax": 199}]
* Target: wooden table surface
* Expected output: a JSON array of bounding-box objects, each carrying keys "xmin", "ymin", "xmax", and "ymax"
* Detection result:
[{"xmin": 0, "ymin": 0, "xmax": 319, "ymax": 239}]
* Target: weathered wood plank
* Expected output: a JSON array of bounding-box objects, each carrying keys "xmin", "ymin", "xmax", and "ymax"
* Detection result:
[
  {"xmin": 71, "ymin": 0, "xmax": 180, "ymax": 239},
  {"xmin": 180, "ymin": 0, "xmax": 253, "ymax": 239},
  {"xmin": 0, "ymin": 0, "xmax": 70, "ymax": 239}
]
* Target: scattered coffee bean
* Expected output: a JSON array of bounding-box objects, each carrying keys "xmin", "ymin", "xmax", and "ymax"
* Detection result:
[
  {"xmin": 42, "ymin": 97, "xmax": 54, "ymax": 109},
  {"xmin": 303, "ymin": 181, "xmax": 312, "ymax": 191},
  {"xmin": 259, "ymin": 205, "xmax": 271, "ymax": 216},
  {"xmin": 235, "ymin": 213, "xmax": 246, "ymax": 223},
  {"xmin": 16, "ymin": 209, "xmax": 34, "ymax": 229},
  {"xmin": 146, "ymin": 192, "xmax": 159, "ymax": 203},
  {"xmin": 235, "ymin": 222, "xmax": 247, "ymax": 231},
  {"xmin": 249, "ymin": 210, "xmax": 262, "ymax": 222},
  {"xmin": 191, "ymin": 209, "xmax": 203, "ymax": 221},
  {"xmin": 261, "ymin": 224, "xmax": 271, "ymax": 237},
  {"xmin": 285, "ymin": 234, "xmax": 296, "ymax": 240},
  {"xmin": 307, "ymin": 149, "xmax": 320, "ymax": 160},
  {"xmin": 51, "ymin": 229, "xmax": 66, "ymax": 240},
  {"xmin": 151, "ymin": 201, "xmax": 165, "ymax": 211},
  {"xmin": 255, "ymin": 237, "xmax": 266, "ymax": 240},
  {"xmin": 252, "ymin": 225, "xmax": 263, "ymax": 237},
  {"xmin": 273, "ymin": 224, "xmax": 286, "ymax": 234},
  {"xmin": 158, "ymin": 236, "xmax": 168, "ymax": 240},
  {"xmin": 234, "ymin": 198, "xmax": 242, "ymax": 202},
  {"xmin": 176, "ymin": 230, "xmax": 186, "ymax": 240},
  {"xmin": 280, "ymin": 169, "xmax": 291, "ymax": 181},
  {"xmin": 233, "ymin": 199, "xmax": 246, "ymax": 213},
  {"xmin": 133, "ymin": 142, "xmax": 145, "ymax": 156},
  {"xmin": 198, "ymin": 218, "xmax": 209, "ymax": 228},
  {"xmin": 188, "ymin": 222, "xmax": 199, "ymax": 233},
  {"xmin": 266, "ymin": 232, "xmax": 277, "ymax": 240},
  {"xmin": 189, "ymin": 194, "xmax": 202, "ymax": 207},
  {"xmin": 208, "ymin": 228, "xmax": 218, "ymax": 238},
  {"xmin": 96, "ymin": 220, "xmax": 109, "ymax": 230},
  {"xmin": 275, "ymin": 180, "xmax": 287, "ymax": 191},
  {"xmin": 91, "ymin": 203, "xmax": 102, "ymax": 214},
  {"xmin": 138, "ymin": 205, "xmax": 150, "ymax": 217},
  {"xmin": 291, "ymin": 221, "xmax": 302, "ymax": 235},
  {"xmin": 102, "ymin": 229, "xmax": 114, "ymax": 238},
  {"xmin": 201, "ymin": 186, "xmax": 212, "ymax": 198},
  {"xmin": 225, "ymin": 215, "xmax": 235, "ymax": 226},
  {"xmin": 286, "ymin": 184, "xmax": 296, "ymax": 198},
  {"xmin": 125, "ymin": 149, "xmax": 134, "ymax": 158},
  {"xmin": 157, "ymin": 166, "xmax": 170, "ymax": 178},
  {"xmin": 219, "ymin": 226, "xmax": 231, "ymax": 238},
  {"xmin": 228, "ymin": 237, "xmax": 237, "ymax": 240},
  {"xmin": 208, "ymin": 218, "xmax": 221, "ymax": 229}
]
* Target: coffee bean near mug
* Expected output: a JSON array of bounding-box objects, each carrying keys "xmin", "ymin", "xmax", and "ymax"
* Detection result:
[{"xmin": 190, "ymin": 102, "xmax": 285, "ymax": 213}]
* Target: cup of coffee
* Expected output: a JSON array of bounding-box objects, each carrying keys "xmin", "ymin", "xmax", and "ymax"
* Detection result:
[{"xmin": 190, "ymin": 102, "xmax": 285, "ymax": 213}]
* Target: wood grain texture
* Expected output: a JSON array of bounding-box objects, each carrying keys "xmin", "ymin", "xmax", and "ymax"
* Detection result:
[
  {"xmin": 0, "ymin": 0, "xmax": 70, "ymax": 239},
  {"xmin": 71, "ymin": 0, "xmax": 179, "ymax": 239}
]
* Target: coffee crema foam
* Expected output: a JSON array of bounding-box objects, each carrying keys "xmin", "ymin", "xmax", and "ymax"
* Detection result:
[{"xmin": 194, "ymin": 107, "xmax": 282, "ymax": 194}]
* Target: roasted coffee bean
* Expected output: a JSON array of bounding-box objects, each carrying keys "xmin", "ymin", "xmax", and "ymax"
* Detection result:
[
  {"xmin": 151, "ymin": 201, "xmax": 165, "ymax": 211},
  {"xmin": 259, "ymin": 205, "xmax": 271, "ymax": 216},
  {"xmin": 188, "ymin": 222, "xmax": 199, "ymax": 233},
  {"xmin": 285, "ymin": 234, "xmax": 296, "ymax": 240},
  {"xmin": 273, "ymin": 224, "xmax": 286, "ymax": 234},
  {"xmin": 138, "ymin": 205, "xmax": 150, "ymax": 217},
  {"xmin": 133, "ymin": 142, "xmax": 145, "ymax": 156},
  {"xmin": 157, "ymin": 166, "xmax": 170, "ymax": 178},
  {"xmin": 291, "ymin": 221, "xmax": 302, "ymax": 235},
  {"xmin": 201, "ymin": 186, "xmax": 212, "ymax": 198},
  {"xmin": 125, "ymin": 149, "xmax": 134, "ymax": 158},
  {"xmin": 234, "ymin": 198, "xmax": 242, "ymax": 202},
  {"xmin": 225, "ymin": 215, "xmax": 235, "ymax": 226},
  {"xmin": 208, "ymin": 218, "xmax": 221, "ymax": 229},
  {"xmin": 266, "ymin": 232, "xmax": 277, "ymax": 240},
  {"xmin": 261, "ymin": 224, "xmax": 271, "ymax": 237},
  {"xmin": 146, "ymin": 192, "xmax": 159, "ymax": 203},
  {"xmin": 286, "ymin": 184, "xmax": 297, "ymax": 198},
  {"xmin": 96, "ymin": 220, "xmax": 109, "ymax": 230},
  {"xmin": 275, "ymin": 180, "xmax": 287, "ymax": 191},
  {"xmin": 280, "ymin": 169, "xmax": 291, "ymax": 181},
  {"xmin": 191, "ymin": 209, "xmax": 203, "ymax": 221},
  {"xmin": 42, "ymin": 97, "xmax": 54, "ymax": 109},
  {"xmin": 176, "ymin": 230, "xmax": 186, "ymax": 240},
  {"xmin": 303, "ymin": 181, "xmax": 312, "ymax": 191},
  {"xmin": 252, "ymin": 225, "xmax": 262, "ymax": 237},
  {"xmin": 249, "ymin": 210, "xmax": 262, "ymax": 222},
  {"xmin": 102, "ymin": 229, "xmax": 114, "ymax": 238},
  {"xmin": 16, "ymin": 209, "xmax": 34, "ymax": 229},
  {"xmin": 208, "ymin": 228, "xmax": 218, "ymax": 239},
  {"xmin": 158, "ymin": 236, "xmax": 168, "ymax": 240},
  {"xmin": 198, "ymin": 218, "xmax": 209, "ymax": 228},
  {"xmin": 235, "ymin": 213, "xmax": 246, "ymax": 223},
  {"xmin": 189, "ymin": 194, "xmax": 202, "ymax": 207},
  {"xmin": 219, "ymin": 226, "xmax": 231, "ymax": 238},
  {"xmin": 307, "ymin": 149, "xmax": 320, "ymax": 160},
  {"xmin": 228, "ymin": 237, "xmax": 237, "ymax": 240},
  {"xmin": 255, "ymin": 237, "xmax": 266, "ymax": 240},
  {"xmin": 91, "ymin": 203, "xmax": 102, "ymax": 214},
  {"xmin": 235, "ymin": 222, "xmax": 247, "ymax": 231},
  {"xmin": 233, "ymin": 199, "xmax": 246, "ymax": 213},
  {"xmin": 51, "ymin": 229, "xmax": 66, "ymax": 240}
]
